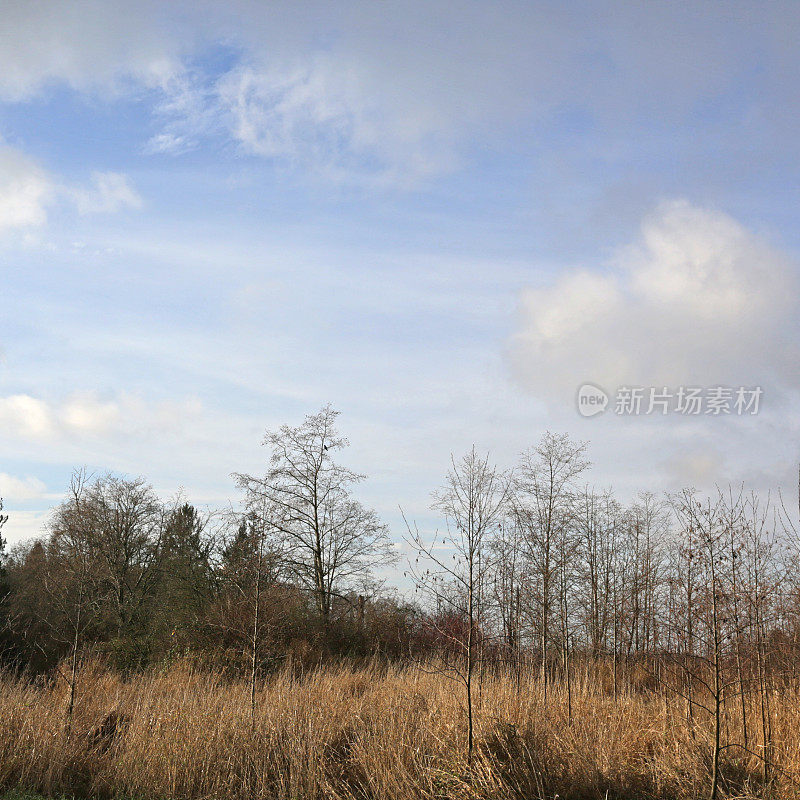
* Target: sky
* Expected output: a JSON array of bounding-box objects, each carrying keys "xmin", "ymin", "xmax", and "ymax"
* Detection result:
[{"xmin": 1, "ymin": 1, "xmax": 800, "ymax": 569}]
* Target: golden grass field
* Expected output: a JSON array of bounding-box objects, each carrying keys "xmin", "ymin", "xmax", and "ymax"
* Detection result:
[{"xmin": 1, "ymin": 660, "xmax": 798, "ymax": 800}]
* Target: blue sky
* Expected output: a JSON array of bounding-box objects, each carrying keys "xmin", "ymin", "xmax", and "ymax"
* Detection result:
[{"xmin": 2, "ymin": 1, "xmax": 800, "ymax": 562}]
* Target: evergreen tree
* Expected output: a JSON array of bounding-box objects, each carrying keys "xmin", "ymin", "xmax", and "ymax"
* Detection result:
[{"xmin": 152, "ymin": 503, "xmax": 215, "ymax": 655}]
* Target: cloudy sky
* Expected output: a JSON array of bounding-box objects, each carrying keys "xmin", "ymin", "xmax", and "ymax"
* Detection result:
[{"xmin": 2, "ymin": 1, "xmax": 800, "ymax": 558}]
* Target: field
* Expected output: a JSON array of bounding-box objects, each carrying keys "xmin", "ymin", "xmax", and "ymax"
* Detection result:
[{"xmin": 2, "ymin": 660, "xmax": 799, "ymax": 800}]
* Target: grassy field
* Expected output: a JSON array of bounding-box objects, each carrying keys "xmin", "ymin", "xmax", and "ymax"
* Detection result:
[{"xmin": 1, "ymin": 659, "xmax": 798, "ymax": 800}]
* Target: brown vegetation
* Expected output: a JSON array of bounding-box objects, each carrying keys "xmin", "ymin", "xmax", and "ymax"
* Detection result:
[{"xmin": 1, "ymin": 658, "xmax": 799, "ymax": 800}]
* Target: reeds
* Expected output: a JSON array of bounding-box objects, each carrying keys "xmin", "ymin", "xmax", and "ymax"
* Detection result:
[{"xmin": 0, "ymin": 658, "xmax": 797, "ymax": 800}]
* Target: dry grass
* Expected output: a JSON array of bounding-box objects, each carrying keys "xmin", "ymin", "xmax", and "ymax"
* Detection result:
[{"xmin": 1, "ymin": 659, "xmax": 799, "ymax": 800}]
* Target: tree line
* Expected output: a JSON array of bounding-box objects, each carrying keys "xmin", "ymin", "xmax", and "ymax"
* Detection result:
[
  {"xmin": 405, "ymin": 435, "xmax": 800, "ymax": 786},
  {"xmin": 1, "ymin": 405, "xmax": 799, "ymax": 794}
]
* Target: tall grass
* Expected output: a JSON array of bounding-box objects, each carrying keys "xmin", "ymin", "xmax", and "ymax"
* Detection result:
[{"xmin": 1, "ymin": 659, "xmax": 798, "ymax": 800}]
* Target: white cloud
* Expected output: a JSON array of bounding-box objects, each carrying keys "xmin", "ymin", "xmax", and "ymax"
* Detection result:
[
  {"xmin": 0, "ymin": 1, "xmax": 536, "ymax": 181},
  {"xmin": 143, "ymin": 69, "xmax": 218, "ymax": 155},
  {"xmin": 72, "ymin": 171, "xmax": 143, "ymax": 214},
  {"xmin": 0, "ymin": 144, "xmax": 142, "ymax": 240},
  {"xmin": 214, "ymin": 60, "xmax": 457, "ymax": 184},
  {"xmin": 0, "ymin": 145, "xmax": 54, "ymax": 232},
  {"xmin": 144, "ymin": 132, "xmax": 192, "ymax": 155},
  {"xmin": 1, "ymin": 2, "xmax": 799, "ymax": 185},
  {"xmin": 0, "ymin": 395, "xmax": 55, "ymax": 438},
  {"xmin": 60, "ymin": 394, "xmax": 123, "ymax": 433},
  {"xmin": 0, "ymin": 392, "xmax": 201, "ymax": 443},
  {"xmin": 510, "ymin": 200, "xmax": 800, "ymax": 401},
  {"xmin": 1, "ymin": 509, "xmax": 49, "ymax": 546},
  {"xmin": 0, "ymin": 3, "xmax": 605, "ymax": 182},
  {"xmin": 0, "ymin": 0, "xmax": 183, "ymax": 101},
  {"xmin": 0, "ymin": 473, "xmax": 46, "ymax": 502}
]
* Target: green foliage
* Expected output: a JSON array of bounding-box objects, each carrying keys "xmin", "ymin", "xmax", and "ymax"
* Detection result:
[{"xmin": 147, "ymin": 502, "xmax": 216, "ymax": 659}]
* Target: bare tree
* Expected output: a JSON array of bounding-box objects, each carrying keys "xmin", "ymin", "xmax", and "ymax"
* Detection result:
[
  {"xmin": 666, "ymin": 488, "xmax": 759, "ymax": 800},
  {"xmin": 575, "ymin": 487, "xmax": 620, "ymax": 659},
  {"xmin": 10, "ymin": 472, "xmax": 109, "ymax": 728},
  {"xmin": 76, "ymin": 474, "xmax": 164, "ymax": 649},
  {"xmin": 407, "ymin": 446, "xmax": 509, "ymax": 765},
  {"xmin": 512, "ymin": 432, "xmax": 588, "ymax": 700},
  {"xmin": 215, "ymin": 505, "xmax": 285, "ymax": 727},
  {"xmin": 490, "ymin": 516, "xmax": 524, "ymax": 680},
  {"xmin": 623, "ymin": 493, "xmax": 669, "ymax": 659},
  {"xmin": 235, "ymin": 405, "xmax": 394, "ymax": 627},
  {"xmin": 742, "ymin": 492, "xmax": 782, "ymax": 790}
]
